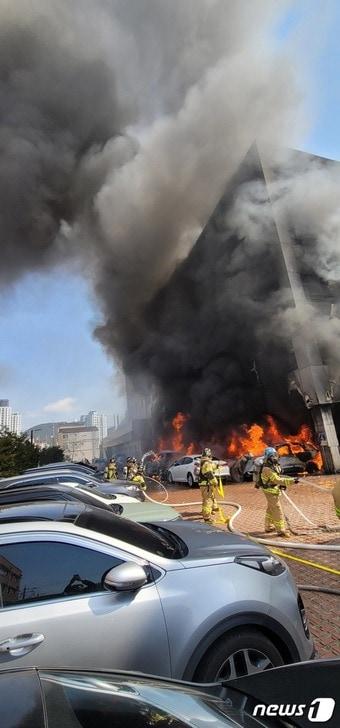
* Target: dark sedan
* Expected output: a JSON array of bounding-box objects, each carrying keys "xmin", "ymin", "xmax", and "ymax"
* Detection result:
[
  {"xmin": 0, "ymin": 661, "xmax": 338, "ymax": 728},
  {"xmin": 0, "ymin": 483, "xmax": 128, "ymax": 511}
]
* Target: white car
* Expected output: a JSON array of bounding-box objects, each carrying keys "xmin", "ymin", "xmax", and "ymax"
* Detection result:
[{"xmin": 167, "ymin": 454, "xmax": 230, "ymax": 488}]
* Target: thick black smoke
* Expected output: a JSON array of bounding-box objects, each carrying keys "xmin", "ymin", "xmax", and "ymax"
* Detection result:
[
  {"xmin": 0, "ymin": 1, "xmax": 129, "ymax": 282},
  {"xmin": 127, "ymin": 146, "xmax": 313, "ymax": 442},
  {"xmin": 3, "ymin": 1, "xmax": 338, "ymax": 444}
]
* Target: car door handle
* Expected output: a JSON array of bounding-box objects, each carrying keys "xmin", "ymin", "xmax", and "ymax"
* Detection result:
[{"xmin": 0, "ymin": 633, "xmax": 45, "ymax": 655}]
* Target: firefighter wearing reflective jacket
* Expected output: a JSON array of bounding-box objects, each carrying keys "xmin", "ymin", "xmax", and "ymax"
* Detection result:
[
  {"xmin": 199, "ymin": 448, "xmax": 219, "ymax": 523},
  {"xmin": 125, "ymin": 457, "xmax": 138, "ymax": 481},
  {"xmin": 130, "ymin": 463, "xmax": 147, "ymax": 491},
  {"xmin": 257, "ymin": 447, "xmax": 296, "ymax": 537},
  {"xmin": 104, "ymin": 458, "xmax": 117, "ymax": 480}
]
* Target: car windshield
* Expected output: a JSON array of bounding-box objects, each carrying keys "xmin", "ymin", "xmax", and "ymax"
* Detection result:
[
  {"xmin": 38, "ymin": 670, "xmax": 290, "ymax": 728},
  {"xmin": 74, "ymin": 509, "xmax": 187, "ymax": 559}
]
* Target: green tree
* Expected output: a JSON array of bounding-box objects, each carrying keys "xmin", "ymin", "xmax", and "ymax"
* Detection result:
[
  {"xmin": 39, "ymin": 446, "xmax": 64, "ymax": 465},
  {"xmin": 0, "ymin": 431, "xmax": 40, "ymax": 477}
]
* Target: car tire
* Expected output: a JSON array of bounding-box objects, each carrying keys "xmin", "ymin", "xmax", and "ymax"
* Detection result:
[
  {"xmin": 306, "ymin": 461, "xmax": 318, "ymax": 475},
  {"xmin": 195, "ymin": 629, "xmax": 284, "ymax": 682},
  {"xmin": 167, "ymin": 471, "xmax": 174, "ymax": 484},
  {"xmin": 187, "ymin": 473, "xmax": 194, "ymax": 488}
]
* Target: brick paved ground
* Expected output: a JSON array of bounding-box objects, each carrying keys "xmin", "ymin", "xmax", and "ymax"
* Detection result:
[{"xmin": 147, "ymin": 475, "xmax": 340, "ymax": 658}]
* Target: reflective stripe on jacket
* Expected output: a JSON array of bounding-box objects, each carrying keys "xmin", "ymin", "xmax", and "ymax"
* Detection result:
[
  {"xmin": 260, "ymin": 464, "xmax": 294, "ymax": 495},
  {"xmin": 199, "ymin": 457, "xmax": 218, "ymax": 487}
]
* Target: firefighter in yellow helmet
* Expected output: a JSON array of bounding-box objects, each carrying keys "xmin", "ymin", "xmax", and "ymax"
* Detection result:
[
  {"xmin": 126, "ymin": 457, "xmax": 138, "ymax": 480},
  {"xmin": 257, "ymin": 447, "xmax": 297, "ymax": 537},
  {"xmin": 130, "ymin": 462, "xmax": 147, "ymax": 491},
  {"xmin": 332, "ymin": 480, "xmax": 340, "ymax": 519},
  {"xmin": 104, "ymin": 457, "xmax": 117, "ymax": 481},
  {"xmin": 199, "ymin": 447, "xmax": 219, "ymax": 523}
]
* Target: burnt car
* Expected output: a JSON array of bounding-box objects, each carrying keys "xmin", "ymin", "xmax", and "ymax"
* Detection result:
[
  {"xmin": 231, "ymin": 442, "xmax": 320, "ymax": 482},
  {"xmin": 143, "ymin": 450, "xmax": 183, "ymax": 480}
]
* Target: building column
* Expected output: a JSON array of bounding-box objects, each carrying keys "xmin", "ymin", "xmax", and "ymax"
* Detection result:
[{"xmin": 311, "ymin": 405, "xmax": 340, "ymax": 473}]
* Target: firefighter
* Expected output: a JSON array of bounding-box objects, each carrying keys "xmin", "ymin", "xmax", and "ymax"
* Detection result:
[
  {"xmin": 332, "ymin": 480, "xmax": 340, "ymax": 519},
  {"xmin": 130, "ymin": 462, "xmax": 147, "ymax": 491},
  {"xmin": 127, "ymin": 457, "xmax": 138, "ymax": 480},
  {"xmin": 257, "ymin": 446, "xmax": 297, "ymax": 537},
  {"xmin": 104, "ymin": 457, "xmax": 117, "ymax": 480},
  {"xmin": 199, "ymin": 447, "xmax": 219, "ymax": 523}
]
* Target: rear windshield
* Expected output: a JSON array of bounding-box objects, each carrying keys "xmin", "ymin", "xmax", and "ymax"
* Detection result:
[{"xmin": 75, "ymin": 509, "xmax": 187, "ymax": 559}]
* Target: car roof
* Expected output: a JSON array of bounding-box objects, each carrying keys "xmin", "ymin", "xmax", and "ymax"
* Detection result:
[
  {"xmin": 0, "ymin": 469, "xmax": 93, "ymax": 482},
  {"xmin": 0, "ymin": 484, "xmax": 115, "ymax": 509}
]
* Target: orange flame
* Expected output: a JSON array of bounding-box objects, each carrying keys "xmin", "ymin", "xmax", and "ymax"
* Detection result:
[
  {"xmin": 227, "ymin": 415, "xmax": 322, "ymax": 469},
  {"xmin": 158, "ymin": 412, "xmax": 195, "ymax": 455},
  {"xmin": 158, "ymin": 412, "xmax": 322, "ymax": 470}
]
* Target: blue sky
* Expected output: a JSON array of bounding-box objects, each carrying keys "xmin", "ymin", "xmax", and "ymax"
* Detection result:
[
  {"xmin": 1, "ymin": 1, "xmax": 340, "ymax": 432},
  {"xmin": 0, "ymin": 270, "xmax": 125, "ymax": 430}
]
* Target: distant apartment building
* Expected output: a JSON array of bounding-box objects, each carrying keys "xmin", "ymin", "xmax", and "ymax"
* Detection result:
[
  {"xmin": 0, "ymin": 400, "xmax": 22, "ymax": 435},
  {"xmin": 80, "ymin": 411, "xmax": 107, "ymax": 443},
  {"xmin": 10, "ymin": 412, "xmax": 22, "ymax": 436},
  {"xmin": 57, "ymin": 425, "xmax": 99, "ymax": 462}
]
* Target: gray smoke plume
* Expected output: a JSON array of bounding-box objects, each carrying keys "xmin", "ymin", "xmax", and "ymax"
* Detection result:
[
  {"xmin": 228, "ymin": 148, "xmax": 340, "ymax": 379},
  {"xmin": 3, "ymin": 0, "xmax": 333, "ymax": 443}
]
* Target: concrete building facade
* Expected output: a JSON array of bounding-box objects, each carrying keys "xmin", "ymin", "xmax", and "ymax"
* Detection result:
[{"xmin": 57, "ymin": 425, "xmax": 100, "ymax": 462}]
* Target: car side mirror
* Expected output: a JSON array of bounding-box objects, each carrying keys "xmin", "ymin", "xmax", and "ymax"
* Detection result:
[
  {"xmin": 173, "ymin": 462, "xmax": 178, "ymax": 467},
  {"xmin": 111, "ymin": 504, "xmax": 123, "ymax": 515},
  {"xmin": 104, "ymin": 562, "xmax": 148, "ymax": 592}
]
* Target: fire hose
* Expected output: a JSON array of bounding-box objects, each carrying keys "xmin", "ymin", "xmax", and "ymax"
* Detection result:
[
  {"xmin": 144, "ymin": 476, "xmax": 340, "ymax": 548},
  {"xmin": 143, "ymin": 478, "xmax": 340, "ymax": 596}
]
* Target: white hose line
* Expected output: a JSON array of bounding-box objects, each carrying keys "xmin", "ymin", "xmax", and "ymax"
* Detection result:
[
  {"xmin": 144, "ymin": 477, "xmax": 169, "ymax": 503},
  {"xmin": 282, "ymin": 490, "xmax": 318, "ymax": 527},
  {"xmin": 228, "ymin": 500, "xmax": 340, "ymax": 551},
  {"xmin": 143, "ymin": 482, "xmax": 340, "ymax": 552}
]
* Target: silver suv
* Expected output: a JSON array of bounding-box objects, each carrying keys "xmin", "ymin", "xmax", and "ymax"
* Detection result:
[{"xmin": 0, "ymin": 510, "xmax": 314, "ymax": 680}]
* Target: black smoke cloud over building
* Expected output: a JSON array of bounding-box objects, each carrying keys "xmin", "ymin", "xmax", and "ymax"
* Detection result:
[
  {"xmin": 2, "ymin": 2, "xmax": 340, "ymax": 462},
  {"xmin": 129, "ymin": 145, "xmax": 311, "ymax": 443}
]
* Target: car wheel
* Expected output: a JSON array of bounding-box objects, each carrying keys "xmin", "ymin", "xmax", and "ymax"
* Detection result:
[
  {"xmin": 167, "ymin": 471, "xmax": 174, "ymax": 484},
  {"xmin": 195, "ymin": 629, "xmax": 284, "ymax": 682},
  {"xmin": 187, "ymin": 473, "xmax": 195, "ymax": 488},
  {"xmin": 306, "ymin": 461, "xmax": 318, "ymax": 475}
]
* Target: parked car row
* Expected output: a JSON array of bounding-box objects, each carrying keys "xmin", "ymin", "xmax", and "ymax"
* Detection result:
[
  {"xmin": 0, "ymin": 459, "xmax": 315, "ymax": 723},
  {"xmin": 0, "ymin": 465, "xmax": 145, "ymax": 501}
]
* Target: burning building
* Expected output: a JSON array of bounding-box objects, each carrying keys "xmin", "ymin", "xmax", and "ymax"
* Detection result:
[
  {"xmin": 2, "ymin": 2, "xmax": 340, "ymax": 471},
  {"xmin": 128, "ymin": 144, "xmax": 340, "ymax": 472}
]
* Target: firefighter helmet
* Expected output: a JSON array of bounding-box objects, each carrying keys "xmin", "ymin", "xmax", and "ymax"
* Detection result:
[
  {"xmin": 264, "ymin": 446, "xmax": 278, "ymax": 461},
  {"xmin": 202, "ymin": 447, "xmax": 212, "ymax": 458}
]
